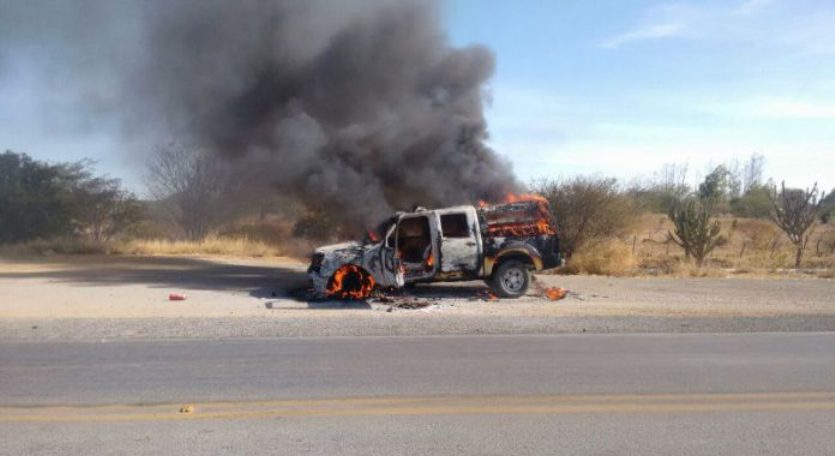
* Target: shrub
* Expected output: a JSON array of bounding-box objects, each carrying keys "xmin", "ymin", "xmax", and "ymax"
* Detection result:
[
  {"xmin": 537, "ymin": 177, "xmax": 638, "ymax": 256},
  {"xmin": 730, "ymin": 184, "xmax": 773, "ymax": 218},
  {"xmin": 561, "ymin": 239, "xmax": 634, "ymax": 276}
]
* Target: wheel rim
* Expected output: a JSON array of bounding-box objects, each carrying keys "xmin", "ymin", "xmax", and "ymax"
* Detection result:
[{"xmin": 501, "ymin": 267, "xmax": 525, "ymax": 292}]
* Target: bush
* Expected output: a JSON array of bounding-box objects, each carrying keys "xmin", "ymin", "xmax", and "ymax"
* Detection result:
[
  {"xmin": 730, "ymin": 185, "xmax": 773, "ymax": 218},
  {"xmin": 537, "ymin": 177, "xmax": 638, "ymax": 256},
  {"xmin": 820, "ymin": 190, "xmax": 835, "ymax": 224}
]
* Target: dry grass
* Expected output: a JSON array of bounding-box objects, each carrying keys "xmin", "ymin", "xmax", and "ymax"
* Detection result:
[
  {"xmin": 4, "ymin": 213, "xmax": 833, "ymax": 278},
  {"xmin": 0, "ymin": 217, "xmax": 322, "ymax": 260},
  {"xmin": 628, "ymin": 214, "xmax": 835, "ymax": 275},
  {"xmin": 556, "ymin": 214, "xmax": 835, "ymax": 277},
  {"xmin": 114, "ymin": 236, "xmax": 283, "ymax": 257},
  {"xmin": 0, "ymin": 237, "xmax": 111, "ymax": 256},
  {"xmin": 0, "ymin": 236, "xmax": 287, "ymax": 258},
  {"xmin": 560, "ymin": 239, "xmax": 635, "ymax": 276}
]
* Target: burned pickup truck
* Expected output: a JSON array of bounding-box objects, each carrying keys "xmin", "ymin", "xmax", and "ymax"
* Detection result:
[{"xmin": 307, "ymin": 196, "xmax": 562, "ymax": 299}]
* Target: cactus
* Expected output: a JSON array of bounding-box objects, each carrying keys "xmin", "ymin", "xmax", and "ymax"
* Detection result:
[
  {"xmin": 770, "ymin": 182, "xmax": 825, "ymax": 268},
  {"xmin": 667, "ymin": 197, "xmax": 724, "ymax": 267}
]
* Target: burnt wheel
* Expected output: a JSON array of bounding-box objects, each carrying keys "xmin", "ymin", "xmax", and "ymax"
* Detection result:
[
  {"xmin": 489, "ymin": 260, "xmax": 530, "ymax": 298},
  {"xmin": 326, "ymin": 265, "xmax": 375, "ymax": 300}
]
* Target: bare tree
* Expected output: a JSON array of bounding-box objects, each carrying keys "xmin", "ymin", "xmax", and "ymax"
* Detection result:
[
  {"xmin": 656, "ymin": 163, "xmax": 689, "ymax": 192},
  {"xmin": 770, "ymin": 182, "xmax": 826, "ymax": 268},
  {"xmin": 668, "ymin": 197, "xmax": 724, "ymax": 267},
  {"xmin": 146, "ymin": 144, "xmax": 240, "ymax": 240},
  {"xmin": 742, "ymin": 154, "xmax": 765, "ymax": 194},
  {"xmin": 74, "ymin": 176, "xmax": 142, "ymax": 241}
]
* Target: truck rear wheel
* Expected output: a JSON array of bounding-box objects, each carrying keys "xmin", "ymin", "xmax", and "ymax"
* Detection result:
[{"xmin": 489, "ymin": 260, "xmax": 530, "ymax": 298}]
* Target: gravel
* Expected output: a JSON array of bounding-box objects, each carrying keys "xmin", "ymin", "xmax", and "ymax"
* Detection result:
[{"xmin": 1, "ymin": 255, "xmax": 833, "ymax": 342}]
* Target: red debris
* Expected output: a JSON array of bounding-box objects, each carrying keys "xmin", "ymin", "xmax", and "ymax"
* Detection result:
[
  {"xmin": 545, "ymin": 287, "xmax": 568, "ymax": 301},
  {"xmin": 169, "ymin": 293, "xmax": 187, "ymax": 301}
]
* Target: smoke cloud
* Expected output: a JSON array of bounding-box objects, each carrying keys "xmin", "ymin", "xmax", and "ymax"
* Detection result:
[{"xmin": 2, "ymin": 0, "xmax": 519, "ymax": 227}]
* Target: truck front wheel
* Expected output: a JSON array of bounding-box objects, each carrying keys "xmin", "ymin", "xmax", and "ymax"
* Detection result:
[{"xmin": 489, "ymin": 260, "xmax": 530, "ymax": 298}]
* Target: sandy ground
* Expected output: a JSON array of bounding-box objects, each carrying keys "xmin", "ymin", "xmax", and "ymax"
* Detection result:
[{"xmin": 1, "ymin": 255, "xmax": 834, "ymax": 341}]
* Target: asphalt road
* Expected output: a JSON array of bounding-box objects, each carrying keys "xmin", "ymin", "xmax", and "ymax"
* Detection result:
[{"xmin": 2, "ymin": 333, "xmax": 835, "ymax": 455}]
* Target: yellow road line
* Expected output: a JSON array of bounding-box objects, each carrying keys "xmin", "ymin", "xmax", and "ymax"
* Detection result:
[{"xmin": 3, "ymin": 392, "xmax": 835, "ymax": 423}]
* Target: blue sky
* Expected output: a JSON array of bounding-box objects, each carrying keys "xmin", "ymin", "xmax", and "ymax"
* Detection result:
[
  {"xmin": 2, "ymin": 0, "xmax": 833, "ymax": 192},
  {"xmin": 446, "ymin": 0, "xmax": 835, "ymax": 189}
]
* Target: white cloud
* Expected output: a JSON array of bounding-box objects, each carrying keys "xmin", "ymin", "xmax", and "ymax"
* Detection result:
[
  {"xmin": 600, "ymin": 23, "xmax": 683, "ymax": 49},
  {"xmin": 702, "ymin": 97, "xmax": 835, "ymax": 120},
  {"xmin": 734, "ymin": 0, "xmax": 774, "ymax": 15},
  {"xmin": 600, "ymin": 1, "xmax": 835, "ymax": 55}
]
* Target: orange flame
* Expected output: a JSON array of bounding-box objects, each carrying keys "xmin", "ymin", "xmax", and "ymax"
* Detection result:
[
  {"xmin": 480, "ymin": 193, "xmax": 549, "ymax": 207},
  {"xmin": 425, "ymin": 253, "xmax": 434, "ymax": 268},
  {"xmin": 502, "ymin": 192, "xmax": 549, "ymax": 204},
  {"xmin": 481, "ymin": 192, "xmax": 557, "ymax": 237},
  {"xmin": 545, "ymin": 287, "xmax": 568, "ymax": 301},
  {"xmin": 327, "ymin": 264, "xmax": 376, "ymax": 300}
]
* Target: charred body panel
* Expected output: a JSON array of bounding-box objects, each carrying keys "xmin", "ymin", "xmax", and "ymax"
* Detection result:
[
  {"xmin": 307, "ymin": 200, "xmax": 561, "ymax": 298},
  {"xmin": 307, "ymin": 240, "xmax": 404, "ymax": 297},
  {"xmin": 478, "ymin": 200, "xmax": 561, "ymax": 275}
]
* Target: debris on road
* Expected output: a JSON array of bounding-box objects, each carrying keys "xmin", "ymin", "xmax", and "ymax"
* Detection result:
[
  {"xmin": 384, "ymin": 298, "xmax": 433, "ymax": 312},
  {"xmin": 531, "ymin": 277, "xmax": 569, "ymax": 301},
  {"xmin": 179, "ymin": 404, "xmax": 195, "ymax": 414},
  {"xmin": 472, "ymin": 289, "xmax": 499, "ymax": 301},
  {"xmin": 168, "ymin": 293, "xmax": 187, "ymax": 301},
  {"xmin": 545, "ymin": 287, "xmax": 568, "ymax": 301}
]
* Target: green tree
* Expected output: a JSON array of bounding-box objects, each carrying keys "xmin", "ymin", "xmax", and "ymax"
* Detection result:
[
  {"xmin": 730, "ymin": 183, "xmax": 773, "ymax": 218},
  {"xmin": 0, "ymin": 151, "xmax": 75, "ymax": 243},
  {"xmin": 0, "ymin": 151, "xmax": 141, "ymax": 244},
  {"xmin": 820, "ymin": 190, "xmax": 835, "ymax": 224}
]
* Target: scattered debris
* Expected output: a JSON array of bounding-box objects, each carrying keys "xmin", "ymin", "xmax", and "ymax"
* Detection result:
[
  {"xmin": 168, "ymin": 293, "xmax": 187, "ymax": 301},
  {"xmin": 385, "ymin": 299, "xmax": 432, "ymax": 312},
  {"xmin": 529, "ymin": 276, "xmax": 570, "ymax": 301},
  {"xmin": 373, "ymin": 295, "xmax": 396, "ymax": 304},
  {"xmin": 545, "ymin": 287, "xmax": 568, "ymax": 301},
  {"xmin": 472, "ymin": 289, "xmax": 499, "ymax": 301},
  {"xmin": 179, "ymin": 404, "xmax": 195, "ymax": 414}
]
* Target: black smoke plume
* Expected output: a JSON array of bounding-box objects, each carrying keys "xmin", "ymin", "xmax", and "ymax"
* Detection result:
[{"xmin": 1, "ymin": 0, "xmax": 519, "ymax": 227}]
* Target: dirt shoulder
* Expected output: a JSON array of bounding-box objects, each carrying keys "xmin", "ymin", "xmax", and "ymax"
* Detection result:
[{"xmin": 1, "ymin": 255, "xmax": 833, "ymax": 341}]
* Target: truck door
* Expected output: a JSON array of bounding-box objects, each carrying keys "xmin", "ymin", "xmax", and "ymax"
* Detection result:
[
  {"xmin": 395, "ymin": 214, "xmax": 437, "ymax": 281},
  {"xmin": 439, "ymin": 209, "xmax": 480, "ymax": 274},
  {"xmin": 378, "ymin": 224, "xmax": 404, "ymax": 287}
]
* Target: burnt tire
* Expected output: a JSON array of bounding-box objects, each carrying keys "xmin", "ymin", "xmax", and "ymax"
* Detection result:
[
  {"xmin": 489, "ymin": 260, "xmax": 530, "ymax": 298},
  {"xmin": 326, "ymin": 265, "xmax": 375, "ymax": 300}
]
